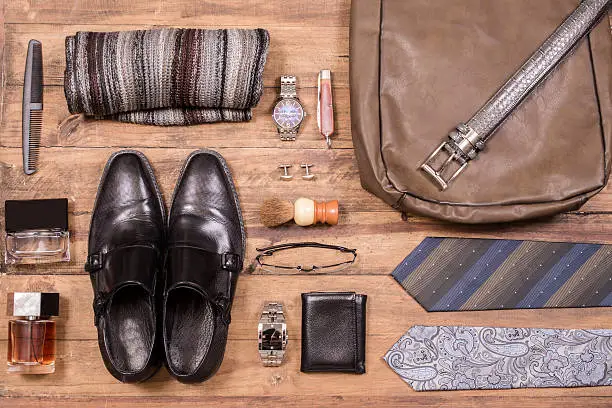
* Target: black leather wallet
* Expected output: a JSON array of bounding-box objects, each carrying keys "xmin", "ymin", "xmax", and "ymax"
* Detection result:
[{"xmin": 300, "ymin": 292, "xmax": 367, "ymax": 374}]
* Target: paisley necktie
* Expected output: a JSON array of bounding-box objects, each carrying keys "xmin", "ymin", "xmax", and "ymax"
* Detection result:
[
  {"xmin": 392, "ymin": 238, "xmax": 612, "ymax": 311},
  {"xmin": 384, "ymin": 326, "xmax": 612, "ymax": 391}
]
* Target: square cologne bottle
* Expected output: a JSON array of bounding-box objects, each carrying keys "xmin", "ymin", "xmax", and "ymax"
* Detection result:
[
  {"xmin": 4, "ymin": 198, "xmax": 70, "ymax": 265},
  {"xmin": 7, "ymin": 292, "xmax": 59, "ymax": 374}
]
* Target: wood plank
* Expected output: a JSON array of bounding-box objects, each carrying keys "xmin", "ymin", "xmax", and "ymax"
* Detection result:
[
  {"xmin": 2, "ymin": 208, "xmax": 612, "ymax": 276},
  {"xmin": 0, "ymin": 146, "xmax": 383, "ymax": 213},
  {"xmin": 0, "ymin": 86, "xmax": 353, "ymax": 149},
  {"xmin": 1, "ymin": 147, "xmax": 611, "ymax": 219},
  {"xmin": 1, "ymin": 275, "xmax": 611, "ymax": 398},
  {"xmin": 2, "ymin": 274, "xmax": 611, "ymax": 341},
  {"xmin": 5, "ymin": 0, "xmax": 351, "ymax": 27},
  {"xmin": 3, "ymin": 24, "xmax": 349, "ymax": 88},
  {"xmin": 2, "ymin": 145, "xmax": 612, "ymax": 275},
  {"xmin": 4, "ymin": 396, "xmax": 612, "ymax": 408},
  {"xmin": 0, "ymin": 0, "xmax": 5, "ymax": 128}
]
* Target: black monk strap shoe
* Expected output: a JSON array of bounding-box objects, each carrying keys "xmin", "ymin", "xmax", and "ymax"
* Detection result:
[
  {"xmin": 86, "ymin": 150, "xmax": 165, "ymax": 383},
  {"xmin": 163, "ymin": 149, "xmax": 245, "ymax": 383}
]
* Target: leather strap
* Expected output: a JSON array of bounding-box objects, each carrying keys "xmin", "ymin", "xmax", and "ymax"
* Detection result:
[
  {"xmin": 86, "ymin": 244, "xmax": 159, "ymax": 325},
  {"xmin": 165, "ymin": 246, "xmax": 241, "ymax": 296},
  {"xmin": 86, "ymin": 245, "xmax": 159, "ymax": 295},
  {"xmin": 165, "ymin": 246, "xmax": 241, "ymax": 325}
]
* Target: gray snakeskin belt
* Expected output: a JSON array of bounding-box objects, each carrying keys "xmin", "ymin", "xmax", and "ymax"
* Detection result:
[{"xmin": 420, "ymin": 0, "xmax": 610, "ymax": 191}]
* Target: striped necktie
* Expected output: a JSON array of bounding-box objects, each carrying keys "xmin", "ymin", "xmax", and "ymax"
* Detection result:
[{"xmin": 392, "ymin": 238, "xmax": 612, "ymax": 311}]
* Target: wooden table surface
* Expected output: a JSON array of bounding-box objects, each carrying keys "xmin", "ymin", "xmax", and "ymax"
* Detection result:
[{"xmin": 0, "ymin": 1, "xmax": 611, "ymax": 407}]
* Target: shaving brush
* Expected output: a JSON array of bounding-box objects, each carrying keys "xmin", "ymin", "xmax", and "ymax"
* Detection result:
[{"xmin": 260, "ymin": 197, "xmax": 339, "ymax": 227}]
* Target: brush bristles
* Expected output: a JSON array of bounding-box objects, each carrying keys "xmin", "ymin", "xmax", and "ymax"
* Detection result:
[
  {"xmin": 260, "ymin": 197, "xmax": 294, "ymax": 227},
  {"xmin": 26, "ymin": 110, "xmax": 42, "ymax": 171}
]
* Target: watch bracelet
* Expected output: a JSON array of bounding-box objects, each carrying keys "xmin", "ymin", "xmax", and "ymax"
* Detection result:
[
  {"xmin": 260, "ymin": 354, "xmax": 284, "ymax": 367},
  {"xmin": 280, "ymin": 75, "xmax": 297, "ymax": 98},
  {"xmin": 278, "ymin": 127, "xmax": 298, "ymax": 141},
  {"xmin": 261, "ymin": 302, "xmax": 285, "ymax": 322}
]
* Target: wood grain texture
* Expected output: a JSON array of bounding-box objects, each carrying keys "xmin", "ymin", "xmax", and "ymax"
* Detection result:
[
  {"xmin": 3, "ymin": 24, "xmax": 350, "ymax": 88},
  {"xmin": 0, "ymin": 86, "xmax": 353, "ymax": 149},
  {"xmin": 1, "ymin": 275, "xmax": 611, "ymax": 399},
  {"xmin": 0, "ymin": 0, "xmax": 4, "ymax": 129},
  {"xmin": 5, "ymin": 0, "xmax": 352, "ymax": 27},
  {"xmin": 2, "ymin": 145, "xmax": 612, "ymax": 276},
  {"xmin": 5, "ymin": 396, "xmax": 612, "ymax": 408},
  {"xmin": 0, "ymin": 1, "xmax": 611, "ymax": 407}
]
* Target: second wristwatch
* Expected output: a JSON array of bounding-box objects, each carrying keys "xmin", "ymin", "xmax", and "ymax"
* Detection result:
[{"xmin": 258, "ymin": 303, "xmax": 288, "ymax": 366}]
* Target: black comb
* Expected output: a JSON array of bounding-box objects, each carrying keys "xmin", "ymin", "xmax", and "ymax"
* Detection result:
[{"xmin": 22, "ymin": 39, "xmax": 43, "ymax": 175}]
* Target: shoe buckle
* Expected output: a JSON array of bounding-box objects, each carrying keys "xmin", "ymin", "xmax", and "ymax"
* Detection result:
[
  {"xmin": 222, "ymin": 253, "xmax": 241, "ymax": 271},
  {"xmin": 85, "ymin": 253, "xmax": 103, "ymax": 272}
]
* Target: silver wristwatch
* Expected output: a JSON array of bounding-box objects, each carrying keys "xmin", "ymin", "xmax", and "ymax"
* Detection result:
[
  {"xmin": 258, "ymin": 302, "xmax": 288, "ymax": 366},
  {"xmin": 272, "ymin": 76, "xmax": 306, "ymax": 141}
]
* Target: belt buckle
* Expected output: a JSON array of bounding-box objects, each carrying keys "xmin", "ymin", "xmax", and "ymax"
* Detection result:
[{"xmin": 420, "ymin": 141, "xmax": 468, "ymax": 191}]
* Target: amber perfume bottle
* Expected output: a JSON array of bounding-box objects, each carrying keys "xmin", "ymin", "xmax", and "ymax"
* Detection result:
[
  {"xmin": 7, "ymin": 292, "xmax": 59, "ymax": 374},
  {"xmin": 4, "ymin": 199, "xmax": 70, "ymax": 265}
]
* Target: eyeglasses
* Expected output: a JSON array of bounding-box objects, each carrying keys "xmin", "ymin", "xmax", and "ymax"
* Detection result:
[{"xmin": 255, "ymin": 242, "xmax": 358, "ymax": 274}]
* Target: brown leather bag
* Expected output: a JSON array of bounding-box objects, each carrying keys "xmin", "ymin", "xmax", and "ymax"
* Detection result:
[{"xmin": 350, "ymin": 0, "xmax": 611, "ymax": 223}]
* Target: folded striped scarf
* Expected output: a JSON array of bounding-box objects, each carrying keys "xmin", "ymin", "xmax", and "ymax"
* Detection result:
[{"xmin": 64, "ymin": 28, "xmax": 269, "ymax": 126}]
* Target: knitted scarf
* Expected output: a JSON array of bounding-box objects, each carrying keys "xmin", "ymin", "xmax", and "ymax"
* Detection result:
[{"xmin": 64, "ymin": 28, "xmax": 269, "ymax": 126}]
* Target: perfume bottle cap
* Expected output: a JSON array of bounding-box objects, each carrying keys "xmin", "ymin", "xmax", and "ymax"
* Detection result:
[
  {"xmin": 7, "ymin": 292, "xmax": 60, "ymax": 317},
  {"xmin": 5, "ymin": 199, "xmax": 68, "ymax": 233}
]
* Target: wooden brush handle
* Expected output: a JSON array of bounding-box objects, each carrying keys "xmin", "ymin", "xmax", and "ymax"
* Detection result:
[{"xmin": 314, "ymin": 200, "xmax": 338, "ymax": 225}]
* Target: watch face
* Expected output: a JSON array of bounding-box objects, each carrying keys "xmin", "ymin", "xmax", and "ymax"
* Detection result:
[
  {"xmin": 273, "ymin": 99, "xmax": 304, "ymax": 129},
  {"xmin": 261, "ymin": 326, "xmax": 283, "ymax": 350}
]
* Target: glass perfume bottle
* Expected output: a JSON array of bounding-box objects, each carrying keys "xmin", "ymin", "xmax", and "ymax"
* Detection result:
[
  {"xmin": 4, "ymin": 199, "xmax": 70, "ymax": 265},
  {"xmin": 7, "ymin": 292, "xmax": 59, "ymax": 374}
]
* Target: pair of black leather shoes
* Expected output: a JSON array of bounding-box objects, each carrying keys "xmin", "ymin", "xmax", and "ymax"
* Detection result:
[{"xmin": 86, "ymin": 149, "xmax": 245, "ymax": 383}]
